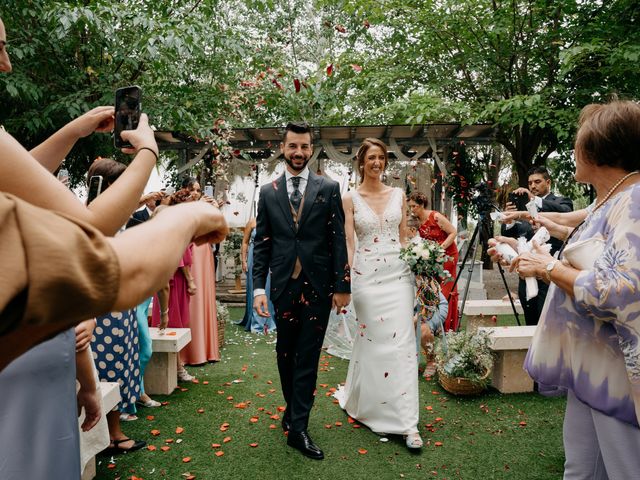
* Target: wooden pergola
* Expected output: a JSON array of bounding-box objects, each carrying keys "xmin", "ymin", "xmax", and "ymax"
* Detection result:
[{"xmin": 154, "ymin": 123, "xmax": 496, "ymax": 212}]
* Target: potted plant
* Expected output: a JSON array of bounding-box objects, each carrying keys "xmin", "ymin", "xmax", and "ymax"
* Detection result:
[
  {"xmin": 435, "ymin": 329, "xmax": 493, "ymax": 395},
  {"xmin": 220, "ymin": 229, "xmax": 244, "ymax": 290}
]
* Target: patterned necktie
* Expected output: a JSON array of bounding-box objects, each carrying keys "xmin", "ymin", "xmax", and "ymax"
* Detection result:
[{"xmin": 290, "ymin": 176, "xmax": 302, "ymax": 213}]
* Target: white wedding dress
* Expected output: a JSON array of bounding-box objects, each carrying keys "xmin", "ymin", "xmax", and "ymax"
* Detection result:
[{"xmin": 335, "ymin": 187, "xmax": 419, "ymax": 435}]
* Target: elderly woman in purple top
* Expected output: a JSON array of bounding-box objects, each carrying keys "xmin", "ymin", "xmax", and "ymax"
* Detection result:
[{"xmin": 491, "ymin": 100, "xmax": 640, "ymax": 479}]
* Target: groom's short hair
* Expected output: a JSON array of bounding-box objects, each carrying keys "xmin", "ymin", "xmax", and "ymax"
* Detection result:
[{"xmin": 282, "ymin": 122, "xmax": 313, "ymax": 144}]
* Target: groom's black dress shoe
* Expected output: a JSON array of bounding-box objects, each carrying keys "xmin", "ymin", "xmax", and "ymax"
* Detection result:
[{"xmin": 287, "ymin": 430, "xmax": 324, "ymax": 460}]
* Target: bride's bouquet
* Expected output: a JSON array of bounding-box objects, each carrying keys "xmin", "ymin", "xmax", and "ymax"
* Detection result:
[{"xmin": 399, "ymin": 239, "xmax": 451, "ymax": 318}]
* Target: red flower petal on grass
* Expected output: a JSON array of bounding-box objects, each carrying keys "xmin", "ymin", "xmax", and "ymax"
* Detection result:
[
  {"xmin": 161, "ymin": 446, "xmax": 171, "ymax": 452},
  {"xmin": 165, "ymin": 439, "xmax": 174, "ymax": 444},
  {"xmin": 107, "ymin": 463, "xmax": 116, "ymax": 469},
  {"xmin": 249, "ymin": 443, "xmax": 259, "ymax": 448},
  {"xmin": 151, "ymin": 429, "xmax": 160, "ymax": 436},
  {"xmin": 294, "ymin": 79, "xmax": 301, "ymax": 93},
  {"xmin": 223, "ymin": 436, "xmax": 232, "ymax": 443},
  {"xmin": 202, "ymin": 381, "xmax": 209, "ymax": 385},
  {"xmin": 182, "ymin": 457, "xmax": 191, "ymax": 463},
  {"xmin": 176, "ymin": 427, "xmax": 184, "ymax": 434},
  {"xmin": 250, "ymin": 417, "xmax": 259, "ymax": 423},
  {"xmin": 326, "ymin": 64, "xmax": 333, "ymax": 76},
  {"xmin": 215, "ymin": 451, "xmax": 224, "ymax": 457},
  {"xmin": 358, "ymin": 448, "xmax": 368, "ymax": 454},
  {"xmin": 277, "ymin": 406, "xmax": 286, "ymax": 412},
  {"xmin": 519, "ymin": 421, "xmax": 527, "ymax": 427},
  {"xmin": 269, "ymin": 424, "xmax": 276, "ymax": 429},
  {"xmin": 434, "ymin": 442, "xmax": 443, "ymax": 447},
  {"xmin": 146, "ymin": 415, "xmax": 155, "ymax": 421},
  {"xmin": 211, "ymin": 443, "xmax": 221, "ymax": 448},
  {"xmin": 335, "ymin": 421, "xmax": 343, "ymax": 427},
  {"xmin": 425, "ymin": 406, "xmax": 433, "ymax": 411},
  {"xmin": 347, "ymin": 417, "xmax": 355, "ymax": 424},
  {"xmin": 351, "ymin": 64, "xmax": 362, "ymax": 73},
  {"xmin": 197, "ymin": 408, "xmax": 205, "ymax": 414},
  {"xmin": 234, "ymin": 402, "xmax": 248, "ymax": 409},
  {"xmin": 147, "ymin": 445, "xmax": 157, "ymax": 451},
  {"xmin": 325, "ymin": 424, "xmax": 332, "ymax": 429}
]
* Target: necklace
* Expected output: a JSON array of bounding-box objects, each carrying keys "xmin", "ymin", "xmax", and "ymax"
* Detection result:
[
  {"xmin": 592, "ymin": 170, "xmax": 639, "ymax": 213},
  {"xmin": 558, "ymin": 170, "xmax": 639, "ymax": 258}
]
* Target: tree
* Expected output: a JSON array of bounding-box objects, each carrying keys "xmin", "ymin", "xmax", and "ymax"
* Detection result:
[{"xmin": 328, "ymin": 0, "xmax": 640, "ymax": 188}]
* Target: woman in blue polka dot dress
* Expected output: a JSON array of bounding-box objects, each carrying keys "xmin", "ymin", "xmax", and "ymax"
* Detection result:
[{"xmin": 89, "ymin": 158, "xmax": 146, "ymax": 454}]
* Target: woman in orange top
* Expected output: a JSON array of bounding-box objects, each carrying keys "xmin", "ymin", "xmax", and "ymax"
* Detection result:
[{"xmin": 408, "ymin": 192, "xmax": 459, "ymax": 331}]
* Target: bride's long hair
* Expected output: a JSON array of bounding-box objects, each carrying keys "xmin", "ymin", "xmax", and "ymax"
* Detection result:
[{"xmin": 356, "ymin": 138, "xmax": 388, "ymax": 182}]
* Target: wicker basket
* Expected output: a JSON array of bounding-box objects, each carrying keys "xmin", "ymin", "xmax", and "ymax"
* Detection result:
[
  {"xmin": 438, "ymin": 368, "xmax": 490, "ymax": 396},
  {"xmin": 217, "ymin": 315, "xmax": 226, "ymax": 349}
]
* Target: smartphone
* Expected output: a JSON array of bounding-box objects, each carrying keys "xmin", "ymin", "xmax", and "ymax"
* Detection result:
[
  {"xmin": 114, "ymin": 85, "xmax": 142, "ymax": 148},
  {"xmin": 204, "ymin": 185, "xmax": 214, "ymax": 198},
  {"xmin": 508, "ymin": 192, "xmax": 529, "ymax": 212},
  {"xmin": 87, "ymin": 175, "xmax": 103, "ymax": 204},
  {"xmin": 57, "ymin": 168, "xmax": 69, "ymax": 181}
]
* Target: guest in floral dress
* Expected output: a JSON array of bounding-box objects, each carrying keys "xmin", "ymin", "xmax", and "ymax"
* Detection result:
[{"xmin": 491, "ymin": 100, "xmax": 640, "ymax": 478}]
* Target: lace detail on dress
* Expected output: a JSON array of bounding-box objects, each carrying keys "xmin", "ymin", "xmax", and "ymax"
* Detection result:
[{"xmin": 352, "ymin": 188, "xmax": 402, "ymax": 247}]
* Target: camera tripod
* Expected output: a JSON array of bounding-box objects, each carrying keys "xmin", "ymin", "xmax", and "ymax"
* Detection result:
[{"xmin": 447, "ymin": 210, "xmax": 522, "ymax": 331}]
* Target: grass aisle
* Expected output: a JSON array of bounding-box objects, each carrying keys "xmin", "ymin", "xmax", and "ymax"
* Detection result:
[{"xmin": 96, "ymin": 308, "xmax": 566, "ymax": 479}]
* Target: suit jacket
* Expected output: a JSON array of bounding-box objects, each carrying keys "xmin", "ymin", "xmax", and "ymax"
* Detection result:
[
  {"xmin": 501, "ymin": 192, "xmax": 573, "ymax": 255},
  {"xmin": 252, "ymin": 171, "xmax": 350, "ymax": 302},
  {"xmin": 125, "ymin": 208, "xmax": 150, "ymax": 229}
]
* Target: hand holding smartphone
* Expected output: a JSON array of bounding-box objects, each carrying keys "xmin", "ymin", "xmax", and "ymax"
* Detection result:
[
  {"xmin": 114, "ymin": 85, "xmax": 142, "ymax": 148},
  {"xmin": 204, "ymin": 185, "xmax": 214, "ymax": 198},
  {"xmin": 508, "ymin": 192, "xmax": 529, "ymax": 212}
]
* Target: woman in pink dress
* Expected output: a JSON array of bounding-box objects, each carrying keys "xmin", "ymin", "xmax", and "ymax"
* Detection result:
[
  {"xmin": 181, "ymin": 179, "xmax": 220, "ymax": 364},
  {"xmin": 150, "ymin": 188, "xmax": 197, "ymax": 381}
]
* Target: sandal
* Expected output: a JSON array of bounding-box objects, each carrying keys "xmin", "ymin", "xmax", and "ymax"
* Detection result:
[
  {"xmin": 119, "ymin": 413, "xmax": 138, "ymax": 422},
  {"xmin": 424, "ymin": 362, "xmax": 437, "ymax": 378},
  {"xmin": 177, "ymin": 367, "xmax": 195, "ymax": 383},
  {"xmin": 405, "ymin": 433, "xmax": 423, "ymax": 449},
  {"xmin": 137, "ymin": 398, "xmax": 162, "ymax": 408},
  {"xmin": 104, "ymin": 437, "xmax": 146, "ymax": 455}
]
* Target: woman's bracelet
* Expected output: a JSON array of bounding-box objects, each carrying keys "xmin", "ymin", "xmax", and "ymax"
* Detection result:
[
  {"xmin": 161, "ymin": 308, "xmax": 169, "ymax": 315},
  {"xmin": 138, "ymin": 147, "xmax": 159, "ymax": 162}
]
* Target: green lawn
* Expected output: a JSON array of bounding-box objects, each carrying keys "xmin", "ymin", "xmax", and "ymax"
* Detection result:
[{"xmin": 96, "ymin": 309, "xmax": 565, "ymax": 479}]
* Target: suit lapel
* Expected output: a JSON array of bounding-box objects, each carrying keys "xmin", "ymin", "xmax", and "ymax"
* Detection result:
[
  {"xmin": 298, "ymin": 172, "xmax": 322, "ymax": 229},
  {"xmin": 274, "ymin": 175, "xmax": 296, "ymax": 232}
]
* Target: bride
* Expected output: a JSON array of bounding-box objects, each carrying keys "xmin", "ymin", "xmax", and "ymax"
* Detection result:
[{"xmin": 334, "ymin": 138, "xmax": 422, "ymax": 449}]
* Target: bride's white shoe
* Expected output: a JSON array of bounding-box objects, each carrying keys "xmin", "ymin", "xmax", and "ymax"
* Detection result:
[{"xmin": 405, "ymin": 433, "xmax": 423, "ymax": 449}]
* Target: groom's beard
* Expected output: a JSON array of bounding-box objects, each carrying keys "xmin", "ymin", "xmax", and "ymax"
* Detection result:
[{"xmin": 285, "ymin": 154, "xmax": 310, "ymax": 173}]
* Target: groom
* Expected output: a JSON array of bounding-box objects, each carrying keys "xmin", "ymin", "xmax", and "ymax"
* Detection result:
[{"xmin": 253, "ymin": 122, "xmax": 350, "ymax": 460}]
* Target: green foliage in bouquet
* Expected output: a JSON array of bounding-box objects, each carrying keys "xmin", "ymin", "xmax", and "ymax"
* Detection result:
[
  {"xmin": 399, "ymin": 238, "xmax": 451, "ymax": 280},
  {"xmin": 436, "ymin": 329, "xmax": 494, "ymax": 387}
]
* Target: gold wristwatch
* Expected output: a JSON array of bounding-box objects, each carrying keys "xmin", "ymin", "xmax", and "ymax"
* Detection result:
[{"xmin": 545, "ymin": 260, "xmax": 559, "ymax": 283}]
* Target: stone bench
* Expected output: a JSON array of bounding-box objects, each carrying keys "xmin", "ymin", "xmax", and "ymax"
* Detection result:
[
  {"xmin": 478, "ymin": 326, "xmax": 536, "ymax": 394},
  {"xmin": 81, "ymin": 382, "xmax": 121, "ymax": 480},
  {"xmin": 145, "ymin": 327, "xmax": 192, "ymax": 395},
  {"xmin": 462, "ymin": 299, "xmax": 524, "ymax": 332}
]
